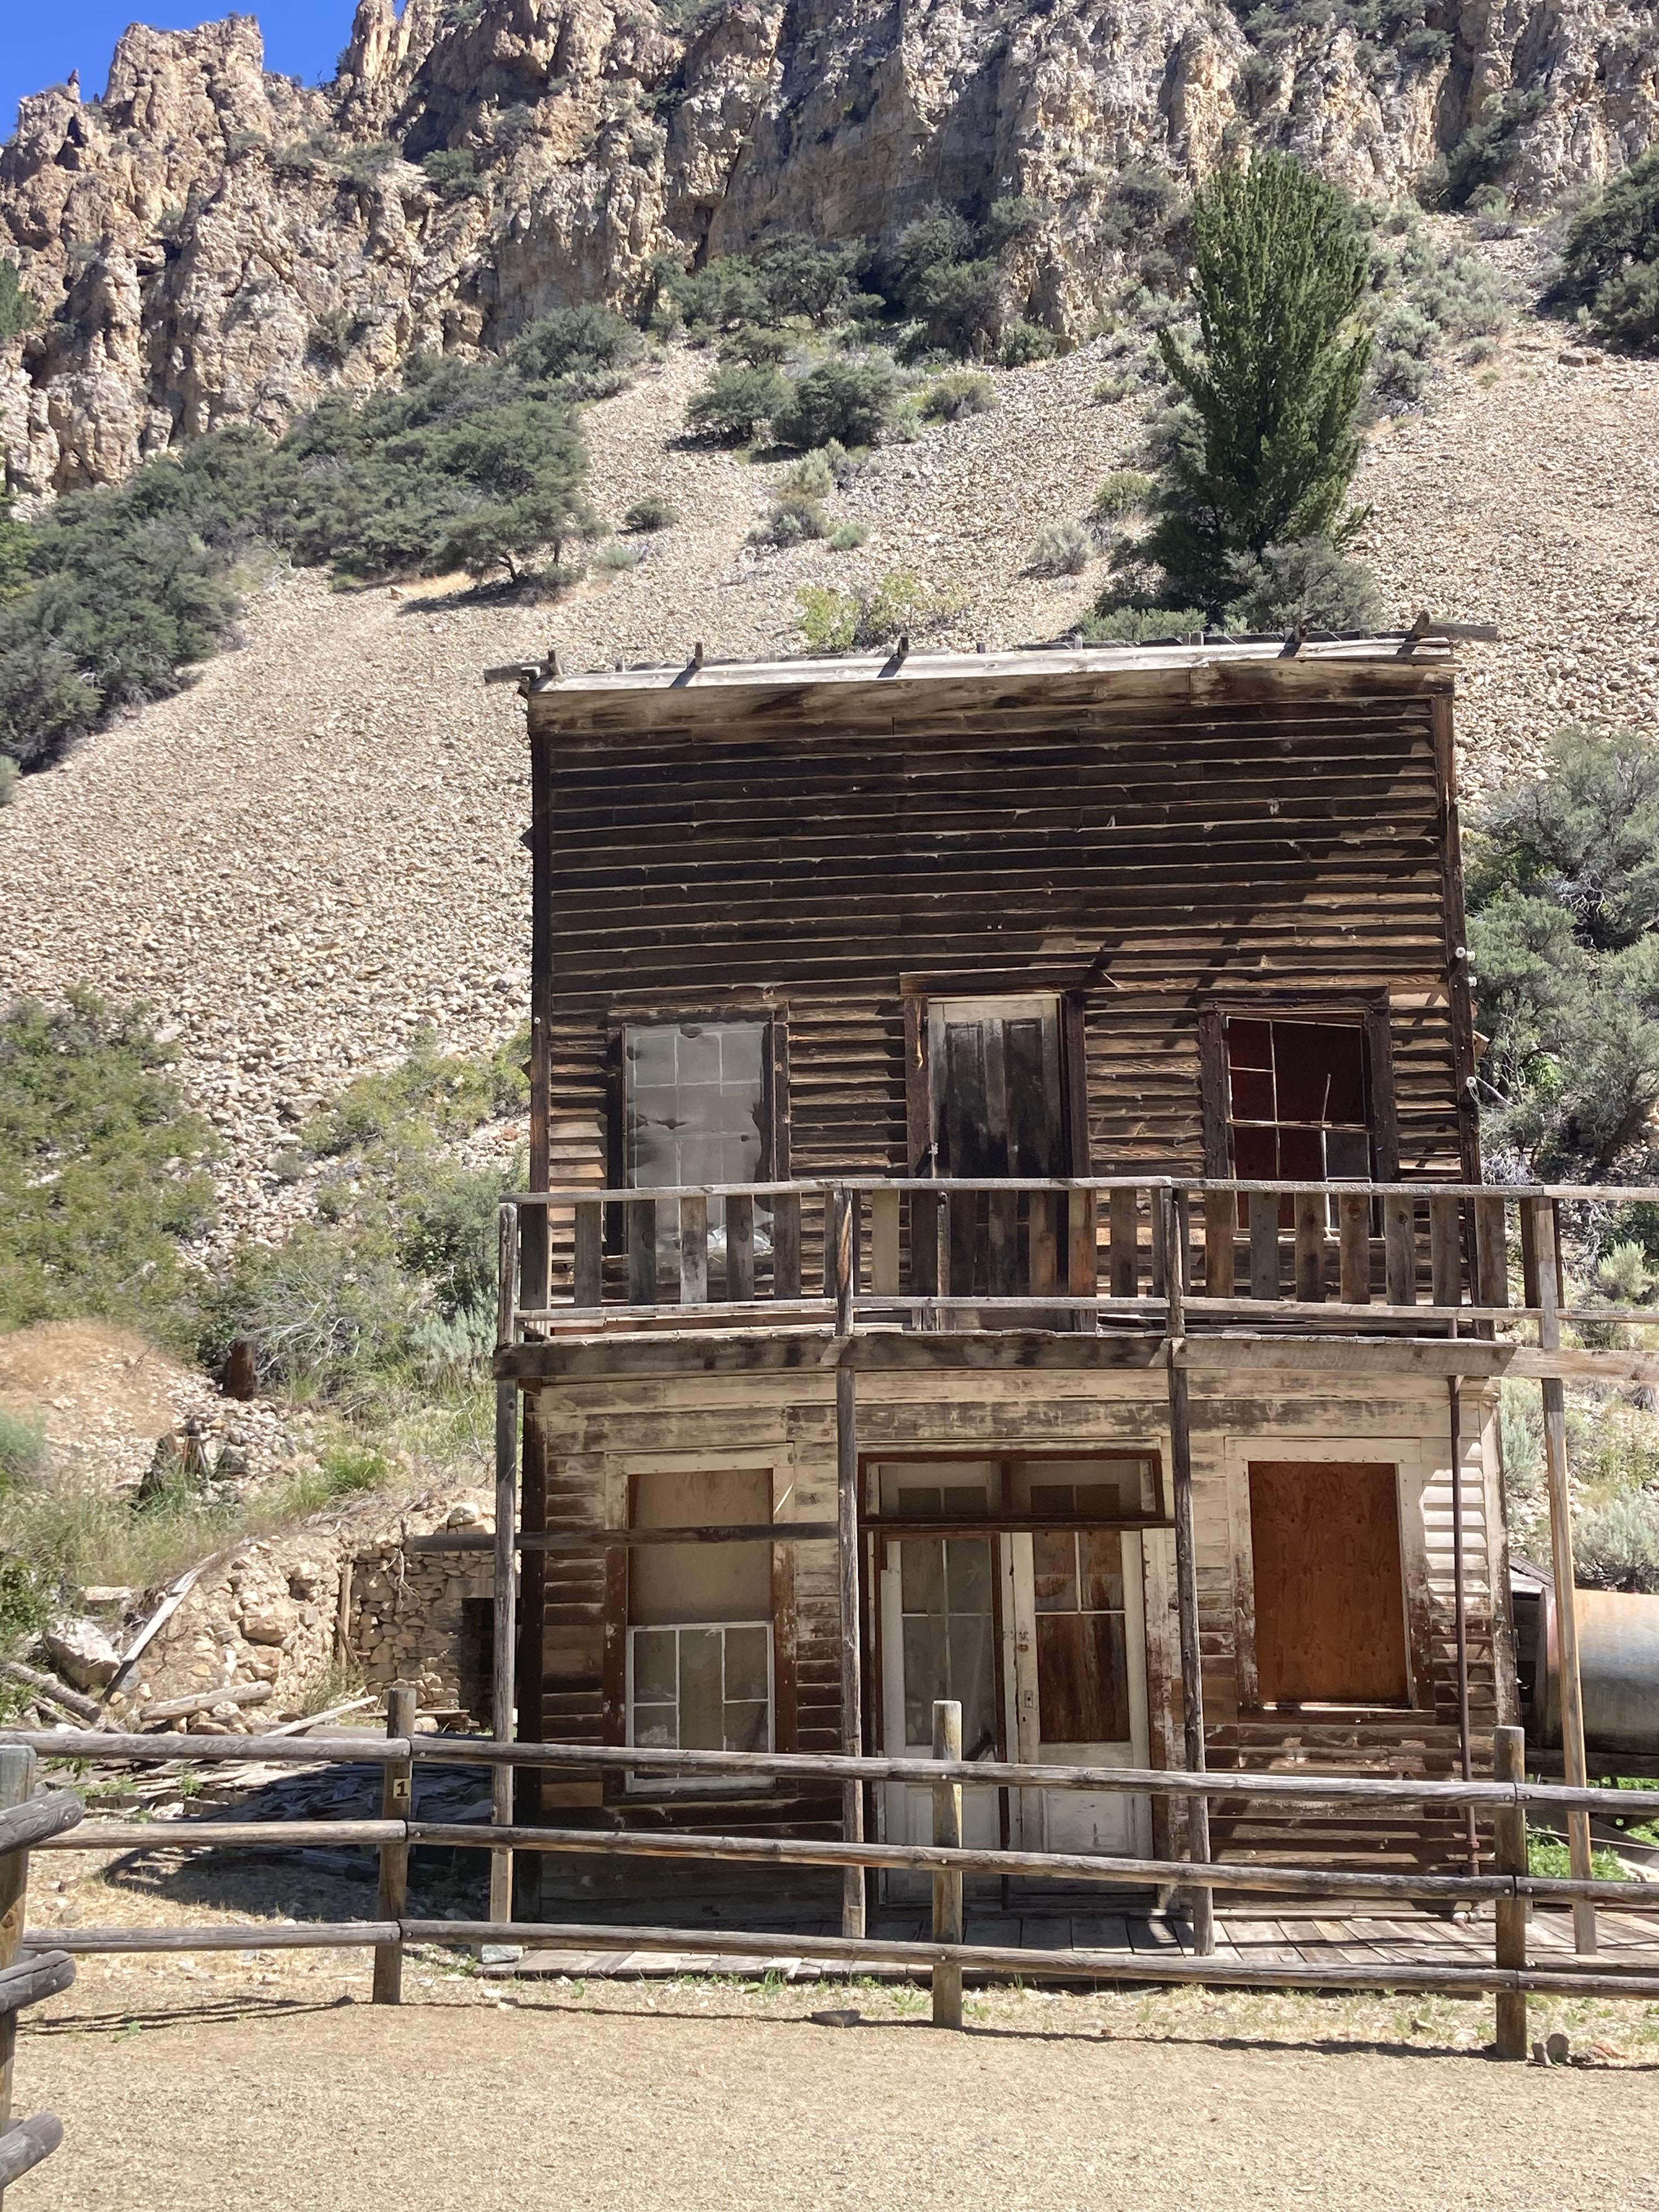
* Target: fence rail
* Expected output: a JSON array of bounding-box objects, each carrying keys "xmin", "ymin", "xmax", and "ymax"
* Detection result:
[
  {"xmin": 0, "ymin": 1750, "xmax": 80, "ymax": 2205},
  {"xmin": 12, "ymin": 1720, "xmax": 1659, "ymax": 2057}
]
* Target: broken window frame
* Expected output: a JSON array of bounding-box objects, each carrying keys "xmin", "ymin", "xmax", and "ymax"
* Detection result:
[{"xmin": 624, "ymin": 1620, "xmax": 776, "ymax": 1792}]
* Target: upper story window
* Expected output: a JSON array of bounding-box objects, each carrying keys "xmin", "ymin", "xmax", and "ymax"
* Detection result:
[
  {"xmin": 1224, "ymin": 1017, "xmax": 1374, "ymax": 1186},
  {"xmin": 625, "ymin": 1020, "xmax": 769, "ymax": 1191}
]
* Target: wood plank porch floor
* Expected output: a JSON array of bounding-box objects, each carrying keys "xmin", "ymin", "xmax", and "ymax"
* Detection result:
[{"xmin": 486, "ymin": 1903, "xmax": 1659, "ymax": 1983}]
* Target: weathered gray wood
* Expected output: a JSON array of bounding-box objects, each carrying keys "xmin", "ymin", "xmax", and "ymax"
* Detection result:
[
  {"xmin": 1493, "ymin": 1724, "xmax": 1528, "ymax": 2059},
  {"xmin": 1430, "ymin": 1193, "xmax": 1462, "ymax": 1308},
  {"xmin": 1474, "ymin": 1193, "xmax": 1509, "ymax": 1310},
  {"xmin": 409, "ymin": 1917, "xmax": 1659, "ymax": 2001},
  {"xmin": 1248, "ymin": 1191, "xmax": 1279, "ymax": 1300},
  {"xmin": 140, "ymin": 1681, "xmax": 272, "ymax": 1724},
  {"xmin": 0, "ymin": 2113, "xmax": 61, "ymax": 2194},
  {"xmin": 409, "ymin": 1522, "xmax": 841, "ymax": 1554},
  {"xmin": 0, "ymin": 1730, "xmax": 409, "ymax": 1765},
  {"xmin": 771, "ymin": 1190, "xmax": 802, "ymax": 1299},
  {"xmin": 0, "ymin": 1747, "xmax": 34, "ymax": 2169},
  {"xmin": 721, "ymin": 1191, "xmax": 751, "ymax": 1301},
  {"xmin": 871, "ymin": 1189, "xmax": 900, "ymax": 1296},
  {"xmin": 932, "ymin": 1701, "xmax": 964, "ymax": 2029},
  {"xmin": 1337, "ymin": 1193, "xmax": 1370, "ymax": 1304},
  {"xmin": 416, "ymin": 1735, "xmax": 1659, "ymax": 1815},
  {"xmin": 373, "ymin": 1686, "xmax": 415, "ymax": 2004},
  {"xmin": 1293, "ymin": 1189, "xmax": 1325, "ymax": 1302},
  {"xmin": 1530, "ymin": 1197, "xmax": 1596, "ymax": 1955},
  {"xmin": 1107, "ymin": 1187, "xmax": 1135, "ymax": 1297},
  {"xmin": 497, "ymin": 1199, "xmax": 518, "ymax": 1342},
  {"xmin": 39, "ymin": 1820, "xmax": 400, "ymax": 1851},
  {"xmin": 29, "ymin": 1923, "xmax": 394, "ymax": 1952},
  {"xmin": 837, "ymin": 1358, "xmax": 865, "ymax": 1940},
  {"xmin": 627, "ymin": 1198, "xmax": 656, "ymax": 1305},
  {"xmin": 1383, "ymin": 1190, "xmax": 1417, "ymax": 1305},
  {"xmin": 679, "ymin": 1194, "xmax": 708, "ymax": 1306},
  {"xmin": 0, "ymin": 1661, "xmax": 103, "ymax": 1726},
  {"xmin": 1164, "ymin": 1192, "xmax": 1212, "ymax": 1957},
  {"xmin": 492, "ymin": 1378, "xmax": 518, "ymax": 1926},
  {"xmin": 573, "ymin": 1199, "xmax": 602, "ymax": 1309},
  {"xmin": 1201, "ymin": 1191, "xmax": 1234, "ymax": 1297},
  {"xmin": 0, "ymin": 1794, "xmax": 81, "ymax": 1857},
  {"xmin": 0, "ymin": 1954, "xmax": 74, "ymax": 2016}
]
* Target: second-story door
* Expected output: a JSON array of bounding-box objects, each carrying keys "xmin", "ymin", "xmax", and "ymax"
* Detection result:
[{"xmin": 926, "ymin": 995, "xmax": 1068, "ymax": 1296}]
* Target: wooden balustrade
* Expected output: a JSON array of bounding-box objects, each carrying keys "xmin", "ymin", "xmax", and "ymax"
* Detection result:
[{"xmin": 501, "ymin": 1181, "xmax": 1659, "ymax": 1342}]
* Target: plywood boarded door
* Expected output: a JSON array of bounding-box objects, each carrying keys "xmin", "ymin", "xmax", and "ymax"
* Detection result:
[{"xmin": 1248, "ymin": 1462, "xmax": 1410, "ymax": 1705}]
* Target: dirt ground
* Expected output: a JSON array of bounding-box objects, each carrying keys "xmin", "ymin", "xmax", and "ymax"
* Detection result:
[{"xmin": 18, "ymin": 1951, "xmax": 1659, "ymax": 2212}]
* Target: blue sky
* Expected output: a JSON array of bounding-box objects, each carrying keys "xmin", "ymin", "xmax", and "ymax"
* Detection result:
[{"xmin": 2, "ymin": 2, "xmax": 351, "ymax": 140}]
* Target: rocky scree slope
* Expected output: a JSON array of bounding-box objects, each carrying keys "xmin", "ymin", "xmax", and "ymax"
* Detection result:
[
  {"xmin": 4, "ymin": 0, "xmax": 1658, "ymax": 492},
  {"xmin": 3, "ymin": 302, "xmax": 1657, "ymax": 1245}
]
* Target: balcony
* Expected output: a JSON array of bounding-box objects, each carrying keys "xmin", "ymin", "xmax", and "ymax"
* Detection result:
[{"xmin": 494, "ymin": 1177, "xmax": 1659, "ymax": 1379}]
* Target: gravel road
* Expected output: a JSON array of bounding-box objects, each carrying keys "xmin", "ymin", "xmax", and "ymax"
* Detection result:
[{"xmin": 21, "ymin": 1963, "xmax": 1659, "ymax": 2212}]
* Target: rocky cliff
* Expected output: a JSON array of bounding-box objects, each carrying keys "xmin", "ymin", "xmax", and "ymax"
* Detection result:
[{"xmin": 3, "ymin": 0, "xmax": 1656, "ymax": 492}]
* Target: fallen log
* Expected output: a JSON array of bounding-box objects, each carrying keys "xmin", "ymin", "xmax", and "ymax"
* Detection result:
[{"xmin": 139, "ymin": 1681, "xmax": 274, "ymax": 1726}]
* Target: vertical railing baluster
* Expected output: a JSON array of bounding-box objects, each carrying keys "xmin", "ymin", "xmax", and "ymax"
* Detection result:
[
  {"xmin": 773, "ymin": 1190, "xmax": 802, "ymax": 1300},
  {"xmin": 1430, "ymin": 1193, "xmax": 1462, "ymax": 1310},
  {"xmin": 1294, "ymin": 1189, "xmax": 1325, "ymax": 1302},
  {"xmin": 573, "ymin": 1198, "xmax": 602, "ymax": 1308},
  {"xmin": 627, "ymin": 1197, "xmax": 657, "ymax": 1305},
  {"xmin": 727, "ymin": 1192, "xmax": 755, "ymax": 1301},
  {"xmin": 1108, "ymin": 1187, "xmax": 1136, "ymax": 1297},
  {"xmin": 1338, "ymin": 1192, "xmax": 1370, "ymax": 1305},
  {"xmin": 1248, "ymin": 1190, "xmax": 1279, "ymax": 1300},
  {"xmin": 1383, "ymin": 1190, "xmax": 1417, "ymax": 1307},
  {"xmin": 1203, "ymin": 1190, "xmax": 1235, "ymax": 1298},
  {"xmin": 680, "ymin": 1194, "xmax": 708, "ymax": 1306},
  {"xmin": 871, "ymin": 1188, "xmax": 900, "ymax": 1297}
]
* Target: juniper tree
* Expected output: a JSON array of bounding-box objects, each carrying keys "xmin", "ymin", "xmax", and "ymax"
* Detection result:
[{"xmin": 1142, "ymin": 152, "xmax": 1372, "ymax": 619}]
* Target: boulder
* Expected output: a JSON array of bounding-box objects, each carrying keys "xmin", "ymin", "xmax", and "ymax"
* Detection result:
[{"xmin": 43, "ymin": 1615, "xmax": 121, "ymax": 1691}]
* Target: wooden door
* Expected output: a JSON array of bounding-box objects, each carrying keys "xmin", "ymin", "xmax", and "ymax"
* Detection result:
[
  {"xmin": 927, "ymin": 996, "xmax": 1064, "ymax": 1296},
  {"xmin": 1248, "ymin": 1461, "xmax": 1410, "ymax": 1705}
]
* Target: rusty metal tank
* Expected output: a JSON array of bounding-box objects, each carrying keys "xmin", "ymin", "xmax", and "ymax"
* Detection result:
[{"xmin": 1538, "ymin": 1588, "xmax": 1659, "ymax": 1756}]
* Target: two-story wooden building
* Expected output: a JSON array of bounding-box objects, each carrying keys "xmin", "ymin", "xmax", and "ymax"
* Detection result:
[{"xmin": 490, "ymin": 634, "xmax": 1521, "ymax": 1914}]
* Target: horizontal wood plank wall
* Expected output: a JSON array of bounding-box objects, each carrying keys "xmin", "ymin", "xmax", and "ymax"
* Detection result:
[
  {"xmin": 529, "ymin": 670, "xmax": 1462, "ymax": 1220},
  {"xmin": 523, "ymin": 1367, "xmax": 1502, "ymax": 1871}
]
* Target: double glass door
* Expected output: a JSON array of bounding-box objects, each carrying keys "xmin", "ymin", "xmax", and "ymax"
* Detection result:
[{"xmin": 875, "ymin": 1461, "xmax": 1152, "ymax": 1871}]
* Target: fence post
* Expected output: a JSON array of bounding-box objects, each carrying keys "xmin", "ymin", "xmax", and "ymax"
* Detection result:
[
  {"xmin": 1493, "ymin": 1723, "xmax": 1528, "ymax": 2061},
  {"xmin": 373, "ymin": 1685, "xmax": 415, "ymax": 2004},
  {"xmin": 931, "ymin": 1700, "xmax": 963, "ymax": 2030},
  {"xmin": 0, "ymin": 1745, "xmax": 36, "ymax": 2199},
  {"xmin": 835, "ymin": 1352, "xmax": 866, "ymax": 1940},
  {"xmin": 491, "ymin": 1374, "xmax": 519, "ymax": 1927}
]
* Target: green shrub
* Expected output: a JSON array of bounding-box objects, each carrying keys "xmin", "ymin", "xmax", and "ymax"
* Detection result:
[
  {"xmin": 1418, "ymin": 87, "xmax": 1545, "ymax": 212},
  {"xmin": 1091, "ymin": 471, "xmax": 1154, "ymax": 527},
  {"xmin": 827, "ymin": 521, "xmax": 868, "ymax": 551},
  {"xmin": 718, "ymin": 325, "xmax": 793, "ymax": 367},
  {"xmin": 1028, "ymin": 520, "xmax": 1092, "ymax": 576},
  {"xmin": 1000, "ymin": 319, "xmax": 1057, "ymax": 368},
  {"xmin": 1092, "ymin": 372, "xmax": 1132, "ymax": 405},
  {"xmin": 773, "ymin": 356, "xmax": 898, "ymax": 449},
  {"xmin": 0, "ymin": 261, "xmax": 36, "ymax": 341},
  {"xmin": 749, "ymin": 490, "xmax": 828, "ymax": 548},
  {"xmin": 0, "ymin": 500, "xmax": 28, "ymax": 605},
  {"xmin": 918, "ymin": 371, "xmax": 997, "ymax": 421},
  {"xmin": 1219, "ymin": 538, "xmax": 1381, "ymax": 633},
  {"xmin": 1552, "ymin": 149, "xmax": 1659, "ymax": 352},
  {"xmin": 0, "ymin": 1556, "xmax": 49, "ymax": 1658},
  {"xmin": 1577, "ymin": 1490, "xmax": 1659, "ymax": 1592},
  {"xmin": 0, "ymin": 756, "xmax": 16, "ymax": 807},
  {"xmin": 509, "ymin": 305, "xmax": 645, "ymax": 392},
  {"xmin": 421, "ymin": 147, "xmax": 486, "ymax": 202},
  {"xmin": 594, "ymin": 540, "xmax": 640, "ymax": 572},
  {"xmin": 798, "ymin": 568, "xmax": 961, "ymax": 652},
  {"xmin": 0, "ymin": 992, "xmax": 217, "ymax": 1343},
  {"xmin": 0, "ymin": 1409, "xmax": 46, "ymax": 1489},
  {"xmin": 1076, "ymin": 603, "xmax": 1207, "ymax": 644},
  {"xmin": 686, "ymin": 363, "xmax": 789, "ymax": 442},
  {"xmin": 623, "ymin": 495, "xmax": 679, "ymax": 532}
]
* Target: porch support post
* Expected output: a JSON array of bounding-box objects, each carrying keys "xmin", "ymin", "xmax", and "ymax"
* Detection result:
[
  {"xmin": 1448, "ymin": 1355, "xmax": 1479, "ymax": 1874},
  {"xmin": 490, "ymin": 1375, "xmax": 519, "ymax": 1925},
  {"xmin": 1528, "ymin": 1198, "xmax": 1596, "ymax": 1954},
  {"xmin": 835, "ymin": 1351, "xmax": 866, "ymax": 1940},
  {"xmin": 1163, "ymin": 1190, "xmax": 1213, "ymax": 1957}
]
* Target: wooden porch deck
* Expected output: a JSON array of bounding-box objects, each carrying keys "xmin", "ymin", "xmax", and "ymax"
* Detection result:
[{"xmin": 486, "ymin": 1902, "xmax": 1659, "ymax": 1984}]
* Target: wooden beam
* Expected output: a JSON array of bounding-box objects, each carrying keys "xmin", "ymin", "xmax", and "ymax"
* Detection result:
[
  {"xmin": 1164, "ymin": 1191, "xmax": 1212, "ymax": 1955},
  {"xmin": 492, "ymin": 1379, "xmax": 519, "ymax": 1925},
  {"xmin": 372, "ymin": 1686, "xmax": 414, "ymax": 2004},
  {"xmin": 0, "ymin": 1747, "xmax": 32, "ymax": 2180},
  {"xmin": 836, "ymin": 1356, "xmax": 865, "ymax": 1940},
  {"xmin": 932, "ymin": 1701, "xmax": 964, "ymax": 2029},
  {"xmin": 1493, "ymin": 1724, "xmax": 1528, "ymax": 2060}
]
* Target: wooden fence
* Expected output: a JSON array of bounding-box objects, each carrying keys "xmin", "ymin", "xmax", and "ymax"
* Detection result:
[
  {"xmin": 12, "ymin": 1717, "xmax": 1659, "ymax": 2062},
  {"xmin": 0, "ymin": 1748, "xmax": 82, "ymax": 2203}
]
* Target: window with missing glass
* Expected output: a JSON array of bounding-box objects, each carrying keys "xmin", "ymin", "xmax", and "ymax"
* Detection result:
[
  {"xmin": 622, "ymin": 1018, "xmax": 774, "ymax": 1272},
  {"xmin": 1224, "ymin": 1017, "xmax": 1374, "ymax": 1221}
]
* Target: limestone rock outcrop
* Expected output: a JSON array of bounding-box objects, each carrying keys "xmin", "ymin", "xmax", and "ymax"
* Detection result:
[{"xmin": 3, "ymin": 0, "xmax": 1656, "ymax": 492}]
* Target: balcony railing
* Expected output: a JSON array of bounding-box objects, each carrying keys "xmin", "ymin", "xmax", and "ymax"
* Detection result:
[{"xmin": 495, "ymin": 1177, "xmax": 1659, "ymax": 1347}]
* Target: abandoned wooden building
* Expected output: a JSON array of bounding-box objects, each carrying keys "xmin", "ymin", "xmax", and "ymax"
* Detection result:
[{"xmin": 482, "ymin": 633, "xmax": 1549, "ymax": 1918}]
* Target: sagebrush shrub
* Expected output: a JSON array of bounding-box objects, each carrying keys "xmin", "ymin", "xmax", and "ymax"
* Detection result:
[
  {"xmin": 918, "ymin": 371, "xmax": 997, "ymax": 421},
  {"xmin": 1028, "ymin": 520, "xmax": 1092, "ymax": 576},
  {"xmin": 623, "ymin": 495, "xmax": 679, "ymax": 532},
  {"xmin": 686, "ymin": 363, "xmax": 789, "ymax": 442},
  {"xmin": 772, "ymin": 356, "xmax": 899, "ymax": 449}
]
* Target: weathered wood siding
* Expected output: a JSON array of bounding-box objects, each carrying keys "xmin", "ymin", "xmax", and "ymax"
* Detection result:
[
  {"xmin": 520, "ymin": 1356, "xmax": 1511, "ymax": 1872},
  {"xmin": 527, "ymin": 662, "xmax": 1468, "ymax": 1197}
]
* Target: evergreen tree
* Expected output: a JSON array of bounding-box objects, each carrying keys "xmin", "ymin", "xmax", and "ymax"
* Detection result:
[{"xmin": 1142, "ymin": 152, "xmax": 1372, "ymax": 619}]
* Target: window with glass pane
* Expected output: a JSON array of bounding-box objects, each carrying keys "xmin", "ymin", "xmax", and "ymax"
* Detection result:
[
  {"xmin": 1226, "ymin": 1017, "xmax": 1372, "ymax": 1226},
  {"xmin": 627, "ymin": 1622, "xmax": 773, "ymax": 1773},
  {"xmin": 625, "ymin": 1020, "xmax": 768, "ymax": 1273},
  {"xmin": 1032, "ymin": 1522, "xmax": 1130, "ymax": 1744},
  {"xmin": 898, "ymin": 1537, "xmax": 997, "ymax": 1758}
]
